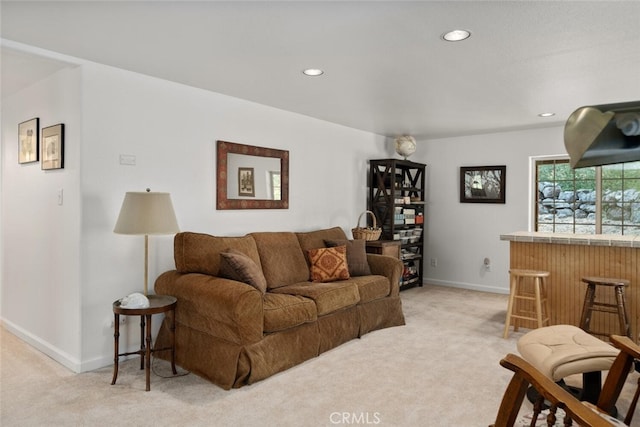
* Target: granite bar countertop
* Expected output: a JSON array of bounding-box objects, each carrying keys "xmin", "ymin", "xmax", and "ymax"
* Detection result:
[{"xmin": 500, "ymin": 231, "xmax": 640, "ymax": 248}]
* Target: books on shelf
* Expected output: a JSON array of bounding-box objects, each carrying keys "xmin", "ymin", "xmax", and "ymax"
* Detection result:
[
  {"xmin": 400, "ymin": 276, "xmax": 420, "ymax": 287},
  {"xmin": 403, "ymin": 208, "xmax": 415, "ymax": 224}
]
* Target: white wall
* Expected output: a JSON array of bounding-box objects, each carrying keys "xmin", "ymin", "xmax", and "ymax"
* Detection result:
[
  {"xmin": 2, "ymin": 46, "xmax": 571, "ymax": 373},
  {"xmin": 417, "ymin": 127, "xmax": 566, "ymax": 294},
  {"xmin": 1, "ymin": 67, "xmax": 83, "ymax": 370},
  {"xmin": 2, "ymin": 58, "xmax": 392, "ymax": 371}
]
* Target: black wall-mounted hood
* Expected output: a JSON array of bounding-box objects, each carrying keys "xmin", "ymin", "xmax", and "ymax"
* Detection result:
[{"xmin": 564, "ymin": 101, "xmax": 640, "ymax": 168}]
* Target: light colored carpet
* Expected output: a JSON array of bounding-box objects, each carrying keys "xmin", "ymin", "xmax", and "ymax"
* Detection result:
[{"xmin": 1, "ymin": 285, "xmax": 637, "ymax": 426}]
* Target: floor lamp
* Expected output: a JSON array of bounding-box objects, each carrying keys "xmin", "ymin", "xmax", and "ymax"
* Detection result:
[{"xmin": 114, "ymin": 189, "xmax": 180, "ymax": 296}]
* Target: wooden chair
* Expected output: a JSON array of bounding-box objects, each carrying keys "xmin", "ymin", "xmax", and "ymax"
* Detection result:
[
  {"xmin": 490, "ymin": 335, "xmax": 640, "ymax": 427},
  {"xmin": 503, "ymin": 269, "xmax": 550, "ymax": 339},
  {"xmin": 579, "ymin": 277, "xmax": 631, "ymax": 340}
]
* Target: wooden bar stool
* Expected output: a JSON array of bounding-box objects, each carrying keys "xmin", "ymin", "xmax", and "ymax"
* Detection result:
[
  {"xmin": 579, "ymin": 276, "xmax": 631, "ymax": 339},
  {"xmin": 503, "ymin": 269, "xmax": 550, "ymax": 339}
]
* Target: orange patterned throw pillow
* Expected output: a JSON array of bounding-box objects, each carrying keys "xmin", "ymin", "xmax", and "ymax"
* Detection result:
[{"xmin": 308, "ymin": 245, "xmax": 350, "ymax": 282}]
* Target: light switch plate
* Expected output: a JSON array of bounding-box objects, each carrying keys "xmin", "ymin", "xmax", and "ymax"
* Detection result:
[{"xmin": 119, "ymin": 154, "xmax": 136, "ymax": 166}]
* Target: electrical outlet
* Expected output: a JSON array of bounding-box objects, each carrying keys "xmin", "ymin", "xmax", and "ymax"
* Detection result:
[
  {"xmin": 108, "ymin": 317, "xmax": 126, "ymax": 328},
  {"xmin": 430, "ymin": 258, "xmax": 437, "ymax": 267}
]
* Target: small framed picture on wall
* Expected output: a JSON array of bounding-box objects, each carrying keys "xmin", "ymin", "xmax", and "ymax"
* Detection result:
[
  {"xmin": 18, "ymin": 117, "xmax": 39, "ymax": 164},
  {"xmin": 41, "ymin": 123, "xmax": 65, "ymax": 170},
  {"xmin": 238, "ymin": 167, "xmax": 255, "ymax": 197},
  {"xmin": 460, "ymin": 165, "xmax": 506, "ymax": 204}
]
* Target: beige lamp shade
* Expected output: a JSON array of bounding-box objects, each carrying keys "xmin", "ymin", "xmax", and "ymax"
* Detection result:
[
  {"xmin": 114, "ymin": 190, "xmax": 180, "ymax": 295},
  {"xmin": 114, "ymin": 191, "xmax": 180, "ymax": 235}
]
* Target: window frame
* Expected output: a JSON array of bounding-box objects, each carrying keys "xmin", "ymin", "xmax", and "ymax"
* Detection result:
[{"xmin": 531, "ymin": 156, "xmax": 640, "ymax": 235}]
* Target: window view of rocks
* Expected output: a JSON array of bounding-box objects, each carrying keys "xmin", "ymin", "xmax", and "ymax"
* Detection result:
[{"xmin": 536, "ymin": 159, "xmax": 640, "ymax": 235}]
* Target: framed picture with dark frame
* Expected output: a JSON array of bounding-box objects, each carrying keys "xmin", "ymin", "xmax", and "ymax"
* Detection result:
[
  {"xmin": 460, "ymin": 165, "xmax": 506, "ymax": 204},
  {"xmin": 41, "ymin": 123, "xmax": 65, "ymax": 170},
  {"xmin": 18, "ymin": 117, "xmax": 39, "ymax": 164},
  {"xmin": 238, "ymin": 167, "xmax": 255, "ymax": 197}
]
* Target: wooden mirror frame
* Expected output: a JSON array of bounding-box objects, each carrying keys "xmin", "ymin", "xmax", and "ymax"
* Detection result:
[{"xmin": 216, "ymin": 140, "xmax": 289, "ymax": 210}]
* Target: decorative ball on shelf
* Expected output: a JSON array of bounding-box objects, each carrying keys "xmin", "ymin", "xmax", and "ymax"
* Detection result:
[{"xmin": 394, "ymin": 135, "xmax": 416, "ymax": 159}]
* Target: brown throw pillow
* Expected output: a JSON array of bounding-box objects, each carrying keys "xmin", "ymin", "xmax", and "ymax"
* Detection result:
[
  {"xmin": 219, "ymin": 249, "xmax": 267, "ymax": 293},
  {"xmin": 307, "ymin": 246, "xmax": 350, "ymax": 282},
  {"xmin": 325, "ymin": 239, "xmax": 372, "ymax": 276}
]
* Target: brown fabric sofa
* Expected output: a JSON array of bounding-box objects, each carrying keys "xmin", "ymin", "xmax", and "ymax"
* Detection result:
[{"xmin": 153, "ymin": 226, "xmax": 406, "ymax": 389}]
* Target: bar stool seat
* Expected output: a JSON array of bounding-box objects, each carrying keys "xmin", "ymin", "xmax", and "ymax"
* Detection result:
[
  {"xmin": 504, "ymin": 269, "xmax": 551, "ymax": 339},
  {"xmin": 579, "ymin": 276, "xmax": 631, "ymax": 339}
]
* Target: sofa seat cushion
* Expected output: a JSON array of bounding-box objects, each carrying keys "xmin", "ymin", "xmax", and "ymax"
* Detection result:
[
  {"xmin": 348, "ymin": 275, "xmax": 390, "ymax": 303},
  {"xmin": 263, "ymin": 293, "xmax": 317, "ymax": 333},
  {"xmin": 272, "ymin": 281, "xmax": 360, "ymax": 316}
]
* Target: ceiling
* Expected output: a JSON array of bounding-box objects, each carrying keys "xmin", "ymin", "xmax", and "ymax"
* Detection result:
[{"xmin": 2, "ymin": 1, "xmax": 640, "ymax": 139}]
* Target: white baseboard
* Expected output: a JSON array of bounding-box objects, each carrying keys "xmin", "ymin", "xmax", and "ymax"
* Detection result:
[
  {"xmin": 2, "ymin": 318, "xmax": 134, "ymax": 373},
  {"xmin": 1, "ymin": 318, "xmax": 81, "ymax": 373},
  {"xmin": 422, "ymin": 278, "xmax": 509, "ymax": 295},
  {"xmin": 80, "ymin": 354, "xmax": 116, "ymax": 372},
  {"xmin": 2, "ymin": 316, "xmax": 169, "ymax": 374}
]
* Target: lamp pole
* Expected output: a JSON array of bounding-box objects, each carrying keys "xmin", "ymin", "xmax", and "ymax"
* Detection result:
[{"xmin": 144, "ymin": 234, "xmax": 149, "ymax": 296}]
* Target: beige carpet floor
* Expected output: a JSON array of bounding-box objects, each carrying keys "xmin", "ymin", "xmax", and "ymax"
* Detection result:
[{"xmin": 1, "ymin": 285, "xmax": 637, "ymax": 426}]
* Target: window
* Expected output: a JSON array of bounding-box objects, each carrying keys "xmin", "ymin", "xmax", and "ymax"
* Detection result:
[
  {"xmin": 601, "ymin": 162, "xmax": 640, "ymax": 235},
  {"xmin": 534, "ymin": 158, "xmax": 640, "ymax": 235},
  {"xmin": 269, "ymin": 171, "xmax": 281, "ymax": 201}
]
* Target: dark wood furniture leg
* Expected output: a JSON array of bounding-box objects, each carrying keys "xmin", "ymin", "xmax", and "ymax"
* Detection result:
[
  {"xmin": 145, "ymin": 314, "xmax": 152, "ymax": 391},
  {"xmin": 139, "ymin": 315, "xmax": 145, "ymax": 370},
  {"xmin": 170, "ymin": 312, "xmax": 177, "ymax": 375},
  {"xmin": 111, "ymin": 313, "xmax": 120, "ymax": 385},
  {"xmin": 625, "ymin": 375, "xmax": 640, "ymax": 425},
  {"xmin": 579, "ymin": 283, "xmax": 596, "ymax": 331},
  {"xmin": 614, "ymin": 286, "xmax": 630, "ymax": 337}
]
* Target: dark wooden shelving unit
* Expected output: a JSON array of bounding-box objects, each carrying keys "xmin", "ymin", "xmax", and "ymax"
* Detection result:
[{"xmin": 368, "ymin": 159, "xmax": 426, "ymax": 290}]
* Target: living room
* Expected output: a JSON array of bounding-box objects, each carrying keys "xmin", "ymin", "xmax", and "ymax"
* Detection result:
[{"xmin": 2, "ymin": 2, "xmax": 640, "ymax": 425}]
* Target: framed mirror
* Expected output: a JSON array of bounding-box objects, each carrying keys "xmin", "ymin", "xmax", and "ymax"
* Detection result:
[{"xmin": 216, "ymin": 140, "xmax": 289, "ymax": 209}]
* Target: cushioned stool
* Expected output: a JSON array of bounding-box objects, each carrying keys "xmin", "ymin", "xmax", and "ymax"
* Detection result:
[
  {"xmin": 503, "ymin": 269, "xmax": 550, "ymax": 339},
  {"xmin": 580, "ymin": 276, "xmax": 631, "ymax": 339},
  {"xmin": 517, "ymin": 324, "xmax": 619, "ymax": 404}
]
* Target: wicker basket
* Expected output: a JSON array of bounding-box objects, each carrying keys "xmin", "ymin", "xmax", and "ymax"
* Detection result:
[{"xmin": 351, "ymin": 210, "xmax": 382, "ymax": 241}]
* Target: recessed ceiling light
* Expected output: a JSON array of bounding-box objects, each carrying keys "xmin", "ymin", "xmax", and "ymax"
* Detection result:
[
  {"xmin": 302, "ymin": 69, "xmax": 324, "ymax": 76},
  {"xmin": 538, "ymin": 112, "xmax": 556, "ymax": 117},
  {"xmin": 441, "ymin": 30, "xmax": 471, "ymax": 42}
]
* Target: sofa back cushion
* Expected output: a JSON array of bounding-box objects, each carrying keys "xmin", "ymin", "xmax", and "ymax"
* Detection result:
[
  {"xmin": 250, "ymin": 232, "xmax": 309, "ymax": 289},
  {"xmin": 296, "ymin": 226, "xmax": 348, "ymax": 264},
  {"xmin": 174, "ymin": 232, "xmax": 261, "ymax": 276},
  {"xmin": 325, "ymin": 239, "xmax": 372, "ymax": 276}
]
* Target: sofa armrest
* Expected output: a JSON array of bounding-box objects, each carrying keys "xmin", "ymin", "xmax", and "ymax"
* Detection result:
[
  {"xmin": 366, "ymin": 254, "xmax": 404, "ymax": 297},
  {"xmin": 155, "ymin": 270, "xmax": 263, "ymax": 345}
]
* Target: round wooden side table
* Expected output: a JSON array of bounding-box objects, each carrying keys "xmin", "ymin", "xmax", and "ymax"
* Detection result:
[{"xmin": 111, "ymin": 294, "xmax": 177, "ymax": 391}]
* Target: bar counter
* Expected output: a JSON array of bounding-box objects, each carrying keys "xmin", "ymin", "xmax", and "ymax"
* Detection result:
[{"xmin": 500, "ymin": 232, "xmax": 638, "ymax": 342}]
